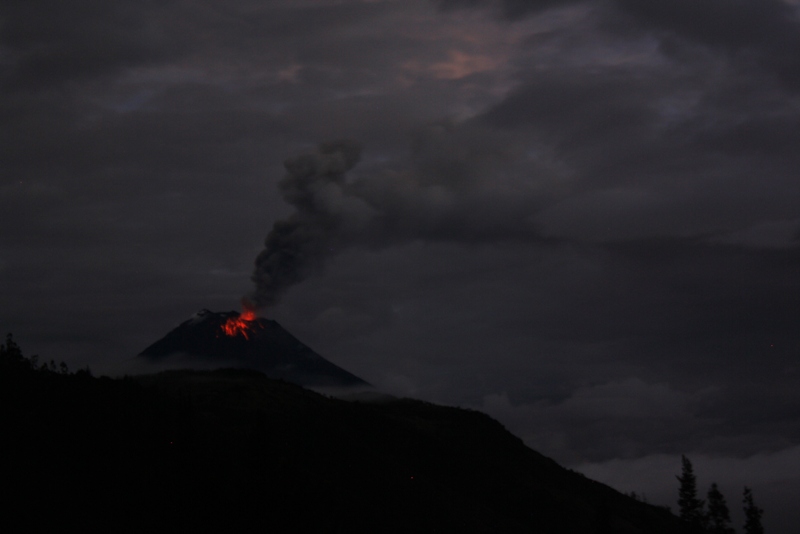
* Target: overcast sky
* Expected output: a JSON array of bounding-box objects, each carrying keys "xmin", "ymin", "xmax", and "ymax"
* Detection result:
[{"xmin": 2, "ymin": 0, "xmax": 799, "ymax": 530}]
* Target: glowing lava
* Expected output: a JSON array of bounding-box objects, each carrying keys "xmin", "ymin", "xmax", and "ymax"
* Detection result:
[{"xmin": 221, "ymin": 309, "xmax": 259, "ymax": 339}]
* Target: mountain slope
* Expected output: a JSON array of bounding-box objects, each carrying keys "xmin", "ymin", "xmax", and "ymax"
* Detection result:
[
  {"xmin": 141, "ymin": 369, "xmax": 685, "ymax": 533},
  {"xmin": 3, "ymin": 347, "xmax": 687, "ymax": 533},
  {"xmin": 138, "ymin": 309, "xmax": 369, "ymax": 387}
]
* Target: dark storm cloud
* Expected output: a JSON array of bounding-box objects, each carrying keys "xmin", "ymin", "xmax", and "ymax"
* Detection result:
[
  {"xmin": 0, "ymin": 0, "xmax": 176, "ymax": 89},
  {"xmin": 614, "ymin": 0, "xmax": 800, "ymax": 91},
  {"xmin": 439, "ymin": 0, "xmax": 800, "ymax": 90},
  {"xmin": 479, "ymin": 69, "xmax": 656, "ymax": 153},
  {"xmin": 475, "ymin": 34, "xmax": 800, "ymax": 243},
  {"xmin": 437, "ymin": 0, "xmax": 581, "ymax": 19},
  {"xmin": 462, "ymin": 3, "xmax": 800, "ymax": 467},
  {"xmin": 615, "ymin": 0, "xmax": 798, "ymax": 48}
]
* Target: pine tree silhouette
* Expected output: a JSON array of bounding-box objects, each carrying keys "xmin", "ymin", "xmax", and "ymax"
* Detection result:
[
  {"xmin": 743, "ymin": 487, "xmax": 764, "ymax": 534},
  {"xmin": 0, "ymin": 333, "xmax": 28, "ymax": 371},
  {"xmin": 677, "ymin": 455, "xmax": 706, "ymax": 533},
  {"xmin": 707, "ymin": 483, "xmax": 735, "ymax": 534}
]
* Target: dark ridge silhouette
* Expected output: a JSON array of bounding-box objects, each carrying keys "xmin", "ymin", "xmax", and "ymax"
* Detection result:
[
  {"xmin": 3, "ymin": 335, "xmax": 689, "ymax": 533},
  {"xmin": 138, "ymin": 309, "xmax": 369, "ymax": 388}
]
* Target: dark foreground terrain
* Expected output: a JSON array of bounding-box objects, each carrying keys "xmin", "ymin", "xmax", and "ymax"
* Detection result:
[{"xmin": 3, "ymin": 346, "xmax": 686, "ymax": 533}]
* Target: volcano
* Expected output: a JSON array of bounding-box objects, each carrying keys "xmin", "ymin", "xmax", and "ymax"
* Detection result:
[{"xmin": 138, "ymin": 309, "xmax": 369, "ymax": 388}]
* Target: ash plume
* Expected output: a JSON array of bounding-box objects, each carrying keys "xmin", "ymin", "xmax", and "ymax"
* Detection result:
[
  {"xmin": 247, "ymin": 127, "xmax": 558, "ymax": 309},
  {"xmin": 247, "ymin": 140, "xmax": 366, "ymax": 309}
]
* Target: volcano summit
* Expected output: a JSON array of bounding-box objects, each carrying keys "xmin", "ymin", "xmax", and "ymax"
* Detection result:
[{"xmin": 138, "ymin": 309, "xmax": 369, "ymax": 388}]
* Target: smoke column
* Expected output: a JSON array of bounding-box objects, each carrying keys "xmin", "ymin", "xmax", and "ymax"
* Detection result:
[
  {"xmin": 246, "ymin": 127, "xmax": 555, "ymax": 310},
  {"xmin": 247, "ymin": 140, "xmax": 363, "ymax": 309}
]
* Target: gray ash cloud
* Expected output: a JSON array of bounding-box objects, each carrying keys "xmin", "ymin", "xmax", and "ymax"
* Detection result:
[
  {"xmin": 248, "ymin": 141, "xmax": 364, "ymax": 308},
  {"xmin": 247, "ymin": 128, "xmax": 556, "ymax": 309}
]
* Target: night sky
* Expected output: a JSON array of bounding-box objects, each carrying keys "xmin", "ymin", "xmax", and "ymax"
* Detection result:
[{"xmin": 2, "ymin": 1, "xmax": 799, "ymax": 530}]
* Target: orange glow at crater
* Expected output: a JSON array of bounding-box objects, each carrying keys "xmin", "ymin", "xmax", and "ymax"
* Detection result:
[{"xmin": 221, "ymin": 309, "xmax": 258, "ymax": 339}]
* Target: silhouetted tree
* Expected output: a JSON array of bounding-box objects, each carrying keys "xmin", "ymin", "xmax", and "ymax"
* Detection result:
[
  {"xmin": 742, "ymin": 487, "xmax": 764, "ymax": 534},
  {"xmin": 1, "ymin": 333, "xmax": 72, "ymax": 376},
  {"xmin": 677, "ymin": 455, "xmax": 707, "ymax": 533},
  {"xmin": 707, "ymin": 483, "xmax": 735, "ymax": 534},
  {"xmin": 0, "ymin": 333, "xmax": 28, "ymax": 371}
]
